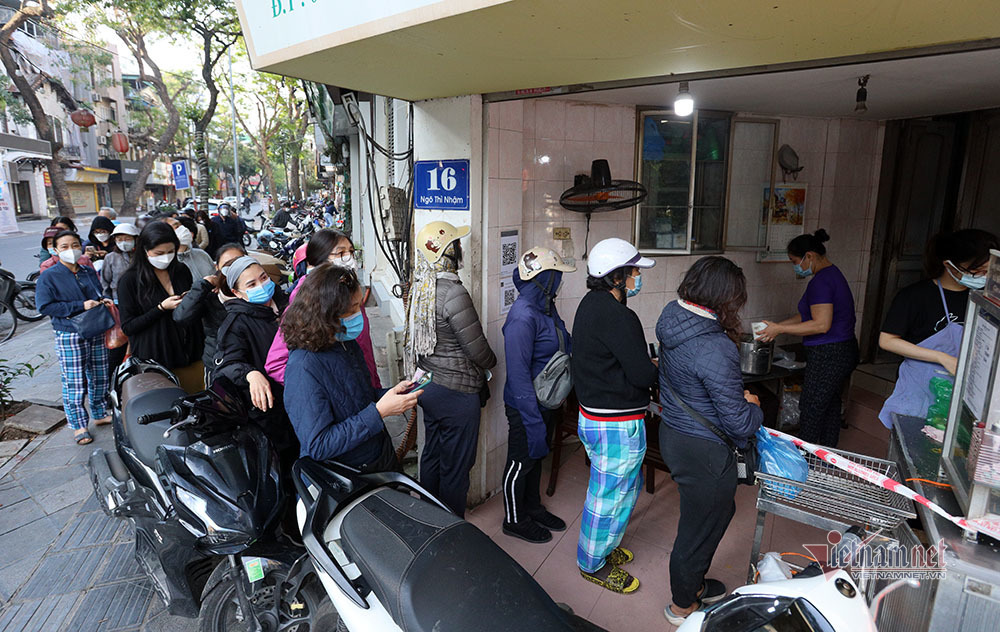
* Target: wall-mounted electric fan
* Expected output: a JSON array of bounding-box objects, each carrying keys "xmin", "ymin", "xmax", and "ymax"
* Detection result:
[{"xmin": 559, "ymin": 159, "xmax": 647, "ymax": 257}]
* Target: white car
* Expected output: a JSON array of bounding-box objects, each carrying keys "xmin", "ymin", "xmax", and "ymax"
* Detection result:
[{"xmin": 223, "ymin": 196, "xmax": 238, "ymax": 205}]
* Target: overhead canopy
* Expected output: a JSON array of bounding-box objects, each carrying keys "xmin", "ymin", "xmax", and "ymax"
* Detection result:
[{"xmin": 235, "ymin": 0, "xmax": 1000, "ymax": 101}]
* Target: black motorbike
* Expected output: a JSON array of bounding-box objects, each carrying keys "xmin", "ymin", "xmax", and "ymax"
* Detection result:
[{"xmin": 88, "ymin": 358, "xmax": 335, "ymax": 631}]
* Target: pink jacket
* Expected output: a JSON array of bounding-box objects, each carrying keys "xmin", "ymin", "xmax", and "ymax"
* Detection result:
[{"xmin": 265, "ymin": 283, "xmax": 382, "ymax": 388}]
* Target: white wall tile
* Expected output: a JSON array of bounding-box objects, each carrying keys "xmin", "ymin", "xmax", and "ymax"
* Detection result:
[
  {"xmin": 497, "ymin": 100, "xmax": 523, "ymax": 132},
  {"xmin": 498, "ymin": 129, "xmax": 523, "ymax": 180},
  {"xmin": 535, "ymin": 99, "xmax": 566, "ymax": 140},
  {"xmin": 594, "ymin": 105, "xmax": 623, "ymax": 143},
  {"xmin": 487, "ymin": 128, "xmax": 500, "ymax": 179},
  {"xmin": 498, "ymin": 178, "xmax": 522, "ymax": 228},
  {"xmin": 565, "ymin": 103, "xmax": 595, "ymax": 142},
  {"xmin": 522, "ymin": 100, "xmax": 536, "ymax": 139},
  {"xmin": 532, "ymin": 138, "xmax": 565, "ymax": 182}
]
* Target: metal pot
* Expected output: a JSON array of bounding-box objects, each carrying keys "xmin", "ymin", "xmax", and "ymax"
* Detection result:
[{"xmin": 740, "ymin": 335, "xmax": 774, "ymax": 375}]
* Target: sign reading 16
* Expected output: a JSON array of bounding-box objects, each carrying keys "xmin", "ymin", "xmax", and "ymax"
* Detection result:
[{"xmin": 427, "ymin": 167, "xmax": 457, "ymax": 192}]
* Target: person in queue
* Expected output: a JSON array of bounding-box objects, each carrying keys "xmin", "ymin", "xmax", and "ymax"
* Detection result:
[
  {"xmin": 84, "ymin": 215, "xmax": 117, "ymax": 263},
  {"xmin": 40, "ymin": 226, "xmax": 95, "ymax": 273},
  {"xmin": 174, "ymin": 243, "xmax": 247, "ymax": 384},
  {"xmin": 656, "ymin": 256, "xmax": 763, "ymax": 626},
  {"xmin": 879, "ymin": 229, "xmax": 998, "ymax": 374},
  {"xmin": 500, "ymin": 247, "xmax": 574, "ymax": 542},
  {"xmin": 212, "ymin": 203, "xmax": 245, "ymax": 248},
  {"xmin": 571, "ymin": 238, "xmax": 656, "ymax": 592},
  {"xmin": 98, "ymin": 207, "xmax": 118, "ymax": 222},
  {"xmin": 35, "ymin": 230, "xmax": 113, "ymax": 445},
  {"xmin": 407, "ymin": 221, "xmax": 496, "ymax": 517},
  {"xmin": 757, "ymin": 229, "xmax": 857, "ymax": 447},
  {"xmin": 118, "ymin": 222, "xmax": 205, "ymax": 393},
  {"xmin": 101, "ymin": 223, "xmax": 139, "ymax": 303},
  {"xmin": 195, "ymin": 210, "xmax": 217, "ymax": 254},
  {"xmin": 165, "ymin": 216, "xmax": 215, "ymax": 279},
  {"xmin": 283, "ymin": 265, "xmax": 418, "ymax": 471},
  {"xmin": 266, "ymin": 229, "xmax": 381, "ymax": 387}
]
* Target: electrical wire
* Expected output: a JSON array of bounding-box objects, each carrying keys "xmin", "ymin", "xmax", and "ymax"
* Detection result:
[{"xmin": 905, "ymin": 478, "xmax": 952, "ymax": 488}]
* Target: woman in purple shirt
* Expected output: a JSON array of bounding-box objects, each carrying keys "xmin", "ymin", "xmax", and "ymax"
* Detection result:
[{"xmin": 759, "ymin": 229, "xmax": 857, "ymax": 447}]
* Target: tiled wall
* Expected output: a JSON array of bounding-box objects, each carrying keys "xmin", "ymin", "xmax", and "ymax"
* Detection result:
[{"xmin": 479, "ymin": 99, "xmax": 884, "ymax": 499}]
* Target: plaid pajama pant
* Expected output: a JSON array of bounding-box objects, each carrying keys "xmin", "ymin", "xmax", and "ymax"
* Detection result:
[
  {"xmin": 577, "ymin": 410, "xmax": 646, "ymax": 573},
  {"xmin": 54, "ymin": 330, "xmax": 110, "ymax": 430}
]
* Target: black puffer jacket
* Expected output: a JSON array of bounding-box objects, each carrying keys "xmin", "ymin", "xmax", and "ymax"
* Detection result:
[
  {"xmin": 656, "ymin": 300, "xmax": 762, "ymax": 447},
  {"xmin": 214, "ymin": 291, "xmax": 289, "ymax": 387},
  {"xmin": 417, "ymin": 274, "xmax": 496, "ymax": 393},
  {"xmin": 173, "ymin": 277, "xmax": 228, "ymax": 370}
]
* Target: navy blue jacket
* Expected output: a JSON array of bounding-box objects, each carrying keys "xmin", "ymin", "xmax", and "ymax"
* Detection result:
[
  {"xmin": 656, "ymin": 301, "xmax": 762, "ymax": 447},
  {"xmin": 36, "ymin": 263, "xmax": 104, "ymax": 333},
  {"xmin": 284, "ymin": 340, "xmax": 388, "ymax": 466},
  {"xmin": 502, "ymin": 269, "xmax": 570, "ymax": 459}
]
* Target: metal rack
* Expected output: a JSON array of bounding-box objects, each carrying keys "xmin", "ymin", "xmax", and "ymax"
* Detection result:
[{"xmin": 748, "ymin": 447, "xmax": 916, "ymax": 582}]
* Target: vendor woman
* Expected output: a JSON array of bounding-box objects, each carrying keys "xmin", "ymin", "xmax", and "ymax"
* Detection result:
[
  {"xmin": 879, "ymin": 229, "xmax": 998, "ymax": 375},
  {"xmin": 759, "ymin": 229, "xmax": 857, "ymax": 447}
]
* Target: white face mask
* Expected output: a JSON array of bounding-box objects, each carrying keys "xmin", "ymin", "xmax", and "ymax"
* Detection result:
[
  {"xmin": 174, "ymin": 226, "xmax": 193, "ymax": 247},
  {"xmin": 329, "ymin": 254, "xmax": 358, "ymax": 270},
  {"xmin": 117, "ymin": 240, "xmax": 134, "ymax": 252},
  {"xmin": 148, "ymin": 252, "xmax": 175, "ymax": 270},
  {"xmin": 58, "ymin": 248, "xmax": 82, "ymax": 265},
  {"xmin": 94, "ymin": 232, "xmax": 110, "ymax": 243}
]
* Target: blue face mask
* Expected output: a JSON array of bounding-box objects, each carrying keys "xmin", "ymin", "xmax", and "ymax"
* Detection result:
[
  {"xmin": 47, "ymin": 248, "xmax": 58, "ymax": 257},
  {"xmin": 627, "ymin": 274, "xmax": 642, "ymax": 298},
  {"xmin": 946, "ymin": 261, "xmax": 986, "ymax": 290},
  {"xmin": 337, "ymin": 311, "xmax": 364, "ymax": 341},
  {"xmin": 244, "ymin": 279, "xmax": 275, "ymax": 304},
  {"xmin": 793, "ymin": 257, "xmax": 813, "ymax": 277}
]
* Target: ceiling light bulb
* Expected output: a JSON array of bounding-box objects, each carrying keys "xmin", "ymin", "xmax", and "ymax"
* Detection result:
[{"xmin": 674, "ymin": 81, "xmax": 694, "ymax": 117}]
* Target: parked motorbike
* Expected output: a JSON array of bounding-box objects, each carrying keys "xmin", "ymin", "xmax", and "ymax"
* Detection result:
[
  {"xmin": 88, "ymin": 358, "xmax": 336, "ymax": 631},
  {"xmin": 293, "ymin": 458, "xmax": 608, "ymax": 632}
]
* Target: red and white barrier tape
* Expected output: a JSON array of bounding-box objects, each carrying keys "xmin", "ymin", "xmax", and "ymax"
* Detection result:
[{"xmin": 647, "ymin": 401, "xmax": 1000, "ymax": 539}]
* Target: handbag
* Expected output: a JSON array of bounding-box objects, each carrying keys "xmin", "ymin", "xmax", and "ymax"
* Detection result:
[
  {"xmin": 69, "ymin": 303, "xmax": 115, "ymax": 339},
  {"xmin": 104, "ymin": 303, "xmax": 128, "ymax": 349},
  {"xmin": 533, "ymin": 317, "xmax": 573, "ymax": 410},
  {"xmin": 662, "ymin": 376, "xmax": 758, "ymax": 485}
]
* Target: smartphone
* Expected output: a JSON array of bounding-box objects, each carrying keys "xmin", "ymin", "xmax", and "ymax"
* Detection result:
[{"xmin": 402, "ymin": 370, "xmax": 433, "ymax": 394}]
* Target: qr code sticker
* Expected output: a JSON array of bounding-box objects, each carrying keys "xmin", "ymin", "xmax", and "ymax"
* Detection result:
[
  {"xmin": 503, "ymin": 288, "xmax": 516, "ymax": 308},
  {"xmin": 501, "ymin": 242, "xmax": 517, "ymax": 267}
]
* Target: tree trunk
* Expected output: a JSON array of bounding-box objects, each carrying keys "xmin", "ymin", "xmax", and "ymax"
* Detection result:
[
  {"xmin": 289, "ymin": 153, "xmax": 301, "ymax": 201},
  {"xmin": 0, "ymin": 6, "xmax": 75, "ymax": 216},
  {"xmin": 260, "ymin": 141, "xmax": 275, "ymax": 208},
  {"xmin": 194, "ymin": 125, "xmax": 210, "ymax": 205}
]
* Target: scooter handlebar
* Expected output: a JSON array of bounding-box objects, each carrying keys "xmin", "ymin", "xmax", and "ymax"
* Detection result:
[{"xmin": 137, "ymin": 407, "xmax": 177, "ymax": 425}]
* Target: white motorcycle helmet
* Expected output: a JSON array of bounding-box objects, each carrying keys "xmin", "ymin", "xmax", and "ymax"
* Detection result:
[
  {"xmin": 518, "ymin": 246, "xmax": 576, "ymax": 280},
  {"xmin": 586, "ymin": 238, "xmax": 655, "ymax": 278}
]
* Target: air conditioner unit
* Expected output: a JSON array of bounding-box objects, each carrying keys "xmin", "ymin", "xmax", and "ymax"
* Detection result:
[
  {"xmin": 91, "ymin": 91, "xmax": 101, "ymax": 102},
  {"xmin": 98, "ymin": 148, "xmax": 108, "ymax": 158},
  {"xmin": 97, "ymin": 135, "xmax": 107, "ymax": 145}
]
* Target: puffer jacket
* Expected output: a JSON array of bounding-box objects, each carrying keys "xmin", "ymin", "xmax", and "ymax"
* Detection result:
[
  {"xmin": 284, "ymin": 341, "xmax": 389, "ymax": 466},
  {"xmin": 417, "ymin": 274, "xmax": 496, "ymax": 393},
  {"xmin": 100, "ymin": 251, "xmax": 131, "ymax": 302},
  {"xmin": 214, "ymin": 293, "xmax": 289, "ymax": 387},
  {"xmin": 502, "ymin": 268, "xmax": 571, "ymax": 458},
  {"xmin": 656, "ymin": 300, "xmax": 762, "ymax": 447}
]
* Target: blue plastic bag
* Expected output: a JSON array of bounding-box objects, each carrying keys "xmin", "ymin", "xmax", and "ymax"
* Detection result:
[{"xmin": 756, "ymin": 427, "xmax": 808, "ymax": 499}]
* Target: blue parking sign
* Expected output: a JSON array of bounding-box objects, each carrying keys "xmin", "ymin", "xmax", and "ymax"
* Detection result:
[
  {"xmin": 172, "ymin": 160, "xmax": 190, "ymax": 190},
  {"xmin": 414, "ymin": 159, "xmax": 469, "ymax": 210}
]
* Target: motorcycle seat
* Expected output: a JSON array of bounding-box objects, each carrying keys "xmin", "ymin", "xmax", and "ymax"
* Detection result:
[
  {"xmin": 340, "ymin": 488, "xmax": 573, "ymax": 632},
  {"xmin": 120, "ymin": 373, "xmax": 189, "ymax": 468}
]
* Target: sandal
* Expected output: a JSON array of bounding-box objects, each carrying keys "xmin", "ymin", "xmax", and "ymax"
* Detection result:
[
  {"xmin": 580, "ymin": 564, "xmax": 640, "ymax": 594},
  {"xmin": 74, "ymin": 430, "xmax": 94, "ymax": 445},
  {"xmin": 605, "ymin": 546, "xmax": 634, "ymax": 566}
]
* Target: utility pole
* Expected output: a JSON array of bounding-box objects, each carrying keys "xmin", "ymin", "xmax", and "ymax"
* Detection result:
[{"xmin": 228, "ymin": 48, "xmax": 241, "ymax": 204}]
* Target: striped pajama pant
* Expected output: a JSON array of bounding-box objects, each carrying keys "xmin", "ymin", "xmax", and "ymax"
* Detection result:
[
  {"xmin": 53, "ymin": 330, "xmax": 109, "ymax": 430},
  {"xmin": 577, "ymin": 411, "xmax": 646, "ymax": 573}
]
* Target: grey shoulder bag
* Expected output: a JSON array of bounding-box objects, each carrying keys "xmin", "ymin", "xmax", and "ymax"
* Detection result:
[{"xmin": 533, "ymin": 317, "xmax": 572, "ymax": 410}]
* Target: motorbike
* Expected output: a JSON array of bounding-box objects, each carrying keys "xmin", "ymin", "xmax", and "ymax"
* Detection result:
[
  {"xmin": 88, "ymin": 358, "xmax": 336, "ymax": 631},
  {"xmin": 293, "ymin": 458, "xmax": 608, "ymax": 632},
  {"xmin": 0, "ymin": 266, "xmax": 42, "ymax": 322}
]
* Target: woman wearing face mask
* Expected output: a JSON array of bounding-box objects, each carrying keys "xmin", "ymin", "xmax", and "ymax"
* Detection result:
[
  {"xmin": 173, "ymin": 243, "xmax": 247, "ymax": 383},
  {"xmin": 570, "ymin": 238, "xmax": 656, "ymax": 591},
  {"xmin": 118, "ymin": 221, "xmax": 205, "ymax": 393},
  {"xmin": 195, "ymin": 210, "xmax": 217, "ymax": 254},
  {"xmin": 165, "ymin": 216, "xmax": 215, "ymax": 279},
  {"xmin": 40, "ymin": 227, "xmax": 95, "ymax": 273},
  {"xmin": 35, "ymin": 231, "xmax": 113, "ymax": 445},
  {"xmin": 101, "ymin": 223, "xmax": 140, "ymax": 303},
  {"xmin": 758, "ymin": 229, "xmax": 857, "ymax": 447},
  {"xmin": 265, "ymin": 229, "xmax": 381, "ymax": 388},
  {"xmin": 500, "ymin": 247, "xmax": 575, "ymax": 542},
  {"xmin": 879, "ymin": 229, "xmax": 999, "ymax": 374},
  {"xmin": 84, "ymin": 216, "xmax": 117, "ymax": 261},
  {"xmin": 283, "ymin": 265, "xmax": 420, "ymax": 470},
  {"xmin": 407, "ymin": 221, "xmax": 496, "ymax": 517}
]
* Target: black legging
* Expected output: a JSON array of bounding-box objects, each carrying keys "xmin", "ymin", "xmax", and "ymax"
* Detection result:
[{"xmin": 799, "ymin": 338, "xmax": 859, "ymax": 447}]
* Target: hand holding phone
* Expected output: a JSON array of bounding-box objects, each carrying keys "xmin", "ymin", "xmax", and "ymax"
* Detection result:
[{"xmin": 402, "ymin": 369, "xmax": 432, "ymax": 394}]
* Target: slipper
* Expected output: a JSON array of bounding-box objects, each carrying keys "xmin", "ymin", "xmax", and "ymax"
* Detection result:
[
  {"xmin": 74, "ymin": 430, "xmax": 94, "ymax": 445},
  {"xmin": 94, "ymin": 416, "xmax": 113, "ymax": 426},
  {"xmin": 580, "ymin": 564, "xmax": 639, "ymax": 594},
  {"xmin": 605, "ymin": 546, "xmax": 634, "ymax": 566}
]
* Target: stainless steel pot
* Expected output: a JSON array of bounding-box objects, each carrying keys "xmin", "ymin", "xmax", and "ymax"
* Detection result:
[{"xmin": 740, "ymin": 335, "xmax": 774, "ymax": 375}]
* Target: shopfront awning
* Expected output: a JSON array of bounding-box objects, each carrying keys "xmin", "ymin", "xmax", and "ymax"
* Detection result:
[
  {"xmin": 65, "ymin": 165, "xmax": 116, "ymax": 184},
  {"xmin": 235, "ymin": 0, "xmax": 1000, "ymax": 101}
]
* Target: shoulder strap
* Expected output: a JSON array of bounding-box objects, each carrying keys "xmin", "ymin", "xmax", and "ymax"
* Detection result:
[
  {"xmin": 661, "ymin": 374, "xmax": 737, "ymax": 452},
  {"xmin": 935, "ymin": 280, "xmax": 951, "ymax": 328}
]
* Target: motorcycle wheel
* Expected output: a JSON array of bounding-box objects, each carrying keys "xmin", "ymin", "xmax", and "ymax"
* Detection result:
[
  {"xmin": 198, "ymin": 569, "xmax": 338, "ymax": 632},
  {"xmin": 242, "ymin": 233, "xmax": 252, "ymax": 247},
  {"xmin": 12, "ymin": 285, "xmax": 44, "ymax": 321}
]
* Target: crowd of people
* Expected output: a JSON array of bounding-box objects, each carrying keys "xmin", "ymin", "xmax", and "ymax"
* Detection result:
[{"xmin": 30, "ymin": 205, "xmax": 998, "ymax": 626}]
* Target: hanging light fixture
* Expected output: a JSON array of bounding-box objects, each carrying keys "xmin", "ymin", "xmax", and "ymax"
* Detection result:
[
  {"xmin": 855, "ymin": 75, "xmax": 870, "ymax": 113},
  {"xmin": 674, "ymin": 81, "xmax": 694, "ymax": 117}
]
